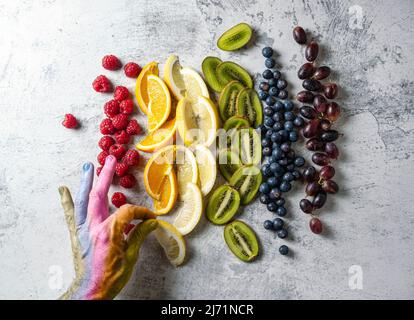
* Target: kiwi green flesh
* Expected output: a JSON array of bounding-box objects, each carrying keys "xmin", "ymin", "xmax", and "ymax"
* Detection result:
[
  {"xmin": 236, "ymin": 89, "xmax": 263, "ymax": 128},
  {"xmin": 229, "ymin": 166, "xmax": 262, "ymax": 205},
  {"xmin": 224, "ymin": 220, "xmax": 258, "ymax": 262},
  {"xmin": 239, "ymin": 128, "xmax": 261, "ymax": 166},
  {"xmin": 218, "ymin": 149, "xmax": 242, "ymax": 181},
  {"xmin": 219, "ymin": 81, "xmax": 244, "ymax": 121},
  {"xmin": 223, "ymin": 115, "xmax": 250, "ymax": 131},
  {"xmin": 202, "ymin": 56, "xmax": 225, "ymax": 92},
  {"xmin": 206, "ymin": 185, "xmax": 241, "ymax": 225},
  {"xmin": 217, "ymin": 62, "xmax": 253, "ymax": 89},
  {"xmin": 217, "ymin": 23, "xmax": 253, "ymax": 51}
]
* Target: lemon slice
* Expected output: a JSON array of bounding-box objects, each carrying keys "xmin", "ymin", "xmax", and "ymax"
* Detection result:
[
  {"xmin": 174, "ymin": 145, "xmax": 198, "ymax": 199},
  {"xmin": 154, "ymin": 219, "xmax": 186, "ymax": 266},
  {"xmin": 135, "ymin": 62, "xmax": 159, "ymax": 115},
  {"xmin": 176, "ymin": 96, "xmax": 219, "ymax": 147},
  {"xmin": 147, "ymin": 75, "xmax": 171, "ymax": 132},
  {"xmin": 181, "ymin": 67, "xmax": 210, "ymax": 102},
  {"xmin": 172, "ymin": 183, "xmax": 203, "ymax": 235},
  {"xmin": 194, "ymin": 145, "xmax": 216, "ymax": 196},
  {"xmin": 164, "ymin": 55, "xmax": 185, "ymax": 100}
]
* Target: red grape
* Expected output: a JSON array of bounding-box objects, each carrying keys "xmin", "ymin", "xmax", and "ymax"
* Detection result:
[
  {"xmin": 323, "ymin": 83, "xmax": 338, "ymax": 99},
  {"xmin": 293, "ymin": 26, "xmax": 307, "ymax": 44},
  {"xmin": 303, "ymin": 166, "xmax": 318, "ymax": 182},
  {"xmin": 297, "ymin": 90, "xmax": 315, "ymax": 103},
  {"xmin": 312, "ymin": 152, "xmax": 330, "ymax": 166},
  {"xmin": 313, "ymin": 191, "xmax": 327, "ymax": 209},
  {"xmin": 326, "ymin": 102, "xmax": 341, "ymax": 121},
  {"xmin": 303, "ymin": 79, "xmax": 322, "ymax": 91},
  {"xmin": 298, "ymin": 63, "xmax": 315, "ymax": 79},
  {"xmin": 300, "ymin": 199, "xmax": 313, "ymax": 213},
  {"xmin": 320, "ymin": 119, "xmax": 331, "ymax": 131},
  {"xmin": 306, "ymin": 138, "xmax": 325, "ymax": 151},
  {"xmin": 310, "ymin": 218, "xmax": 323, "ymax": 234},
  {"xmin": 300, "ymin": 105, "xmax": 317, "ymax": 119},
  {"xmin": 305, "ymin": 41, "xmax": 319, "ymax": 62},
  {"xmin": 303, "ymin": 119, "xmax": 320, "ymax": 138},
  {"xmin": 313, "ymin": 94, "xmax": 327, "ymax": 109},
  {"xmin": 306, "ymin": 181, "xmax": 321, "ymax": 196},
  {"xmin": 322, "ymin": 180, "xmax": 339, "ymax": 194},
  {"xmin": 325, "ymin": 142, "xmax": 339, "ymax": 159},
  {"xmin": 313, "ymin": 66, "xmax": 331, "ymax": 80},
  {"xmin": 321, "ymin": 130, "xmax": 339, "ymax": 142},
  {"xmin": 319, "ymin": 165, "xmax": 335, "ymax": 180}
]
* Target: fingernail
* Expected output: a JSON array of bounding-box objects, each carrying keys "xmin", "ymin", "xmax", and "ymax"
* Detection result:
[
  {"xmin": 106, "ymin": 155, "xmax": 115, "ymax": 164},
  {"xmin": 83, "ymin": 163, "xmax": 91, "ymax": 171}
]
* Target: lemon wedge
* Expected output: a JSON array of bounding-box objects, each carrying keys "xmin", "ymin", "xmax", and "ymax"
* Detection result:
[
  {"xmin": 194, "ymin": 145, "xmax": 216, "ymax": 196},
  {"xmin": 154, "ymin": 219, "xmax": 186, "ymax": 266},
  {"xmin": 172, "ymin": 183, "xmax": 203, "ymax": 235},
  {"xmin": 181, "ymin": 67, "xmax": 210, "ymax": 102}
]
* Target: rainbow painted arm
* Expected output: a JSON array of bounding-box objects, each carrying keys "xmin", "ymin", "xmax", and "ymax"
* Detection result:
[{"xmin": 58, "ymin": 155, "xmax": 158, "ymax": 300}]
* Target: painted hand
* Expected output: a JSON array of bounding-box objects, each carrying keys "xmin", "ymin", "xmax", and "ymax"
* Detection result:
[{"xmin": 58, "ymin": 155, "xmax": 158, "ymax": 300}]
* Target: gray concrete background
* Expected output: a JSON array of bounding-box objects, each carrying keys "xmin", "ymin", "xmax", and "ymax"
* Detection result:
[{"xmin": 0, "ymin": 0, "xmax": 413, "ymax": 299}]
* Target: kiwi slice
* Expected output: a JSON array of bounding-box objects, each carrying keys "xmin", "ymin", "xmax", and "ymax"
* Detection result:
[
  {"xmin": 219, "ymin": 81, "xmax": 244, "ymax": 121},
  {"xmin": 202, "ymin": 56, "xmax": 225, "ymax": 92},
  {"xmin": 223, "ymin": 115, "xmax": 250, "ymax": 131},
  {"xmin": 236, "ymin": 88, "xmax": 263, "ymax": 128},
  {"xmin": 218, "ymin": 149, "xmax": 242, "ymax": 181},
  {"xmin": 217, "ymin": 62, "xmax": 253, "ymax": 89},
  {"xmin": 206, "ymin": 185, "xmax": 241, "ymax": 225},
  {"xmin": 217, "ymin": 23, "xmax": 253, "ymax": 51},
  {"xmin": 239, "ymin": 127, "xmax": 261, "ymax": 165},
  {"xmin": 229, "ymin": 165, "xmax": 262, "ymax": 205},
  {"xmin": 224, "ymin": 220, "xmax": 259, "ymax": 262}
]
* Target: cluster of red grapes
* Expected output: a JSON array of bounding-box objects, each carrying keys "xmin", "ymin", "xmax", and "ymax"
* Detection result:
[{"xmin": 292, "ymin": 26, "xmax": 341, "ymax": 235}]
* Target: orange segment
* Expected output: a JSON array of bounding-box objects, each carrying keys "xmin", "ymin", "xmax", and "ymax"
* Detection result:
[
  {"xmin": 136, "ymin": 118, "xmax": 177, "ymax": 153},
  {"xmin": 135, "ymin": 62, "xmax": 159, "ymax": 115},
  {"xmin": 147, "ymin": 75, "xmax": 171, "ymax": 132},
  {"xmin": 153, "ymin": 171, "xmax": 178, "ymax": 215}
]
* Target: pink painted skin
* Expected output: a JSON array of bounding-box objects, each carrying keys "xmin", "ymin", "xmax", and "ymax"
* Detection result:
[{"xmin": 58, "ymin": 155, "xmax": 158, "ymax": 300}]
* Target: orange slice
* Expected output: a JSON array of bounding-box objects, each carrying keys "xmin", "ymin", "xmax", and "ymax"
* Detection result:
[
  {"xmin": 153, "ymin": 171, "xmax": 178, "ymax": 215},
  {"xmin": 136, "ymin": 118, "xmax": 177, "ymax": 153},
  {"xmin": 147, "ymin": 75, "xmax": 171, "ymax": 132},
  {"xmin": 135, "ymin": 62, "xmax": 159, "ymax": 115}
]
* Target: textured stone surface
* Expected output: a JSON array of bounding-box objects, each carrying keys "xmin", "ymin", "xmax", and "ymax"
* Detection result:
[{"xmin": 0, "ymin": 0, "xmax": 413, "ymax": 299}]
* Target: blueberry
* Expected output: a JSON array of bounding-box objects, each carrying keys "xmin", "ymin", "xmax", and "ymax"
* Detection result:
[
  {"xmin": 283, "ymin": 172, "xmax": 294, "ymax": 182},
  {"xmin": 272, "ymin": 218, "xmax": 284, "ymax": 231},
  {"xmin": 269, "ymin": 87, "xmax": 279, "ymax": 97},
  {"xmin": 268, "ymin": 78, "xmax": 277, "ymax": 87},
  {"xmin": 280, "ymin": 181, "xmax": 291, "ymax": 193},
  {"xmin": 276, "ymin": 198, "xmax": 285, "ymax": 206},
  {"xmin": 277, "ymin": 206, "xmax": 287, "ymax": 217},
  {"xmin": 286, "ymin": 164, "xmax": 295, "ymax": 172},
  {"xmin": 278, "ymin": 158, "xmax": 288, "ymax": 166},
  {"xmin": 277, "ymin": 79, "xmax": 288, "ymax": 90},
  {"xmin": 273, "ymin": 70, "xmax": 281, "ymax": 79},
  {"xmin": 259, "ymin": 182, "xmax": 270, "ymax": 194},
  {"xmin": 284, "ymin": 100, "xmax": 294, "ymax": 111},
  {"xmin": 269, "ymin": 162, "xmax": 279, "ymax": 173},
  {"xmin": 264, "ymin": 117, "xmax": 275, "ymax": 128},
  {"xmin": 274, "ymin": 101, "xmax": 284, "ymax": 112},
  {"xmin": 262, "ymin": 69, "xmax": 273, "ymax": 79},
  {"xmin": 261, "ymin": 164, "xmax": 272, "ymax": 177},
  {"xmin": 279, "ymin": 245, "xmax": 289, "ymax": 255},
  {"xmin": 277, "ymin": 228, "xmax": 288, "ymax": 238},
  {"xmin": 265, "ymin": 129, "xmax": 274, "ymax": 138},
  {"xmin": 269, "ymin": 188, "xmax": 282, "ymax": 200},
  {"xmin": 258, "ymin": 90, "xmax": 268, "ymax": 101},
  {"xmin": 284, "ymin": 121, "xmax": 294, "ymax": 131},
  {"xmin": 260, "ymin": 194, "xmax": 271, "ymax": 204},
  {"xmin": 263, "ymin": 220, "xmax": 273, "ymax": 230},
  {"xmin": 259, "ymin": 82, "xmax": 270, "ymax": 92},
  {"xmin": 263, "ymin": 107, "xmax": 273, "ymax": 117},
  {"xmin": 289, "ymin": 131, "xmax": 299, "ymax": 142},
  {"xmin": 293, "ymin": 116, "xmax": 305, "ymax": 127},
  {"xmin": 284, "ymin": 111, "xmax": 295, "ymax": 121},
  {"xmin": 280, "ymin": 142, "xmax": 290, "ymax": 154},
  {"xmin": 294, "ymin": 156, "xmax": 305, "ymax": 167},
  {"xmin": 278, "ymin": 90, "xmax": 288, "ymax": 100},
  {"xmin": 272, "ymin": 142, "xmax": 280, "ymax": 149},
  {"xmin": 267, "ymin": 177, "xmax": 278, "ymax": 187},
  {"xmin": 279, "ymin": 130, "xmax": 290, "ymax": 141},
  {"xmin": 265, "ymin": 58, "xmax": 276, "ymax": 68},
  {"xmin": 272, "ymin": 112, "xmax": 283, "ymax": 122},
  {"xmin": 272, "ymin": 122, "xmax": 283, "ymax": 132},
  {"xmin": 271, "ymin": 148, "xmax": 284, "ymax": 160},
  {"xmin": 262, "ymin": 47, "xmax": 273, "ymax": 58},
  {"xmin": 287, "ymin": 158, "xmax": 294, "ymax": 165},
  {"xmin": 262, "ymin": 147, "xmax": 272, "ymax": 157},
  {"xmin": 265, "ymin": 96, "xmax": 276, "ymax": 106},
  {"xmin": 267, "ymin": 202, "xmax": 278, "ymax": 212},
  {"xmin": 261, "ymin": 138, "xmax": 271, "ymax": 148}
]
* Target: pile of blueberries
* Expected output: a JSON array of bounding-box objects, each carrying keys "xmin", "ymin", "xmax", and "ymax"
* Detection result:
[{"xmin": 258, "ymin": 47, "xmax": 306, "ymax": 256}]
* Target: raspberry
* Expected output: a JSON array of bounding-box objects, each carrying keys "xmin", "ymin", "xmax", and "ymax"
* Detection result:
[
  {"xmin": 62, "ymin": 114, "xmax": 78, "ymax": 129},
  {"xmin": 113, "ymin": 86, "xmax": 130, "ymax": 101},
  {"xmin": 97, "ymin": 151, "xmax": 109, "ymax": 166},
  {"xmin": 115, "ymin": 162, "xmax": 129, "ymax": 177},
  {"xmin": 109, "ymin": 144, "xmax": 126, "ymax": 160},
  {"xmin": 104, "ymin": 99, "xmax": 120, "ymax": 118},
  {"xmin": 96, "ymin": 166, "xmax": 103, "ymax": 176},
  {"xmin": 114, "ymin": 130, "xmax": 130, "ymax": 144},
  {"xmin": 111, "ymin": 192, "xmax": 127, "ymax": 208},
  {"xmin": 119, "ymin": 99, "xmax": 134, "ymax": 115},
  {"xmin": 124, "ymin": 62, "xmax": 142, "ymax": 78},
  {"xmin": 111, "ymin": 113, "xmax": 129, "ymax": 130},
  {"xmin": 98, "ymin": 135, "xmax": 115, "ymax": 151},
  {"xmin": 123, "ymin": 149, "xmax": 140, "ymax": 166},
  {"xmin": 102, "ymin": 55, "xmax": 121, "ymax": 71},
  {"xmin": 126, "ymin": 119, "xmax": 142, "ymax": 135},
  {"xmin": 119, "ymin": 174, "xmax": 136, "ymax": 189},
  {"xmin": 100, "ymin": 118, "xmax": 115, "ymax": 135},
  {"xmin": 92, "ymin": 75, "xmax": 112, "ymax": 93}
]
